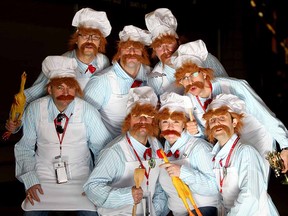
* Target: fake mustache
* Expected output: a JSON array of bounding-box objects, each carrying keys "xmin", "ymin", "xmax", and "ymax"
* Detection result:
[
  {"xmin": 81, "ymin": 42, "xmax": 97, "ymax": 50},
  {"xmin": 122, "ymin": 54, "xmax": 143, "ymax": 64},
  {"xmin": 185, "ymin": 81, "xmax": 205, "ymax": 93},
  {"xmin": 211, "ymin": 125, "xmax": 231, "ymax": 136},
  {"xmin": 131, "ymin": 123, "xmax": 154, "ymax": 136},
  {"xmin": 56, "ymin": 95, "xmax": 75, "ymax": 100},
  {"xmin": 80, "ymin": 42, "xmax": 98, "ymax": 55},
  {"xmin": 160, "ymin": 130, "xmax": 181, "ymax": 138},
  {"xmin": 160, "ymin": 52, "xmax": 172, "ymax": 62}
]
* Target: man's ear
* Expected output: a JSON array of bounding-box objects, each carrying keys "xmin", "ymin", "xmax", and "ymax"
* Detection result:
[
  {"xmin": 232, "ymin": 118, "xmax": 238, "ymax": 128},
  {"xmin": 47, "ymin": 86, "xmax": 52, "ymax": 95},
  {"xmin": 203, "ymin": 72, "xmax": 207, "ymax": 79}
]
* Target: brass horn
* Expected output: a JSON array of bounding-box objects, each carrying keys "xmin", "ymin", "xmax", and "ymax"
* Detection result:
[{"xmin": 266, "ymin": 151, "xmax": 288, "ymax": 185}]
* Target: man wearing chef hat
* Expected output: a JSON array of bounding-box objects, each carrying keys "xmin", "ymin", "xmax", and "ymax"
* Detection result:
[
  {"xmin": 157, "ymin": 91, "xmax": 218, "ymax": 216},
  {"xmin": 15, "ymin": 55, "xmax": 112, "ymax": 216},
  {"xmin": 202, "ymin": 93, "xmax": 279, "ymax": 215},
  {"xmin": 145, "ymin": 8, "xmax": 228, "ymax": 96},
  {"xmin": 172, "ymin": 40, "xmax": 288, "ymax": 181},
  {"xmin": 84, "ymin": 86, "xmax": 167, "ymax": 216},
  {"xmin": 6, "ymin": 7, "xmax": 112, "ymax": 135},
  {"xmin": 84, "ymin": 25, "xmax": 152, "ymax": 138}
]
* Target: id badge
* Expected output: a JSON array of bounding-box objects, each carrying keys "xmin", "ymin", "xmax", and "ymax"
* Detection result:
[
  {"xmin": 54, "ymin": 162, "xmax": 68, "ymax": 184},
  {"xmin": 142, "ymin": 191, "xmax": 152, "ymax": 216}
]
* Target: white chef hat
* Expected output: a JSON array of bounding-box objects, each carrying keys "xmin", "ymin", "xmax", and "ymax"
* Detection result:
[
  {"xmin": 119, "ymin": 25, "xmax": 152, "ymax": 46},
  {"xmin": 206, "ymin": 94, "xmax": 246, "ymax": 114},
  {"xmin": 170, "ymin": 39, "xmax": 208, "ymax": 69},
  {"xmin": 126, "ymin": 86, "xmax": 158, "ymax": 114},
  {"xmin": 159, "ymin": 92, "xmax": 192, "ymax": 117},
  {"xmin": 145, "ymin": 8, "xmax": 178, "ymax": 41},
  {"xmin": 42, "ymin": 56, "xmax": 77, "ymax": 79},
  {"xmin": 72, "ymin": 8, "xmax": 112, "ymax": 37}
]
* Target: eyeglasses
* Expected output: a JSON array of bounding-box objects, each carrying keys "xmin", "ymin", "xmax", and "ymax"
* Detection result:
[
  {"xmin": 78, "ymin": 34, "xmax": 100, "ymax": 41},
  {"xmin": 122, "ymin": 46, "xmax": 142, "ymax": 52},
  {"xmin": 56, "ymin": 113, "xmax": 65, "ymax": 134},
  {"xmin": 155, "ymin": 43, "xmax": 176, "ymax": 52},
  {"xmin": 180, "ymin": 72, "xmax": 200, "ymax": 84}
]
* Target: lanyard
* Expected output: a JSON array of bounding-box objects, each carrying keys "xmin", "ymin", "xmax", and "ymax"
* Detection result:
[
  {"xmin": 126, "ymin": 133, "xmax": 151, "ymax": 186},
  {"xmin": 196, "ymin": 82, "xmax": 213, "ymax": 112},
  {"xmin": 54, "ymin": 114, "xmax": 70, "ymax": 158},
  {"xmin": 214, "ymin": 136, "xmax": 240, "ymax": 193}
]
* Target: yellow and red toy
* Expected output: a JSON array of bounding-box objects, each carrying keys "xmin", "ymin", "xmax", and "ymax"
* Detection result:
[
  {"xmin": 157, "ymin": 148, "xmax": 202, "ymax": 216},
  {"xmin": 2, "ymin": 71, "xmax": 27, "ymax": 140}
]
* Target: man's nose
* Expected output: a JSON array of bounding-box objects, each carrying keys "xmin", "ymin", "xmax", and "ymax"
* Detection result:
[
  {"xmin": 62, "ymin": 88, "xmax": 69, "ymax": 95},
  {"xmin": 139, "ymin": 116, "xmax": 147, "ymax": 123},
  {"xmin": 187, "ymin": 78, "xmax": 193, "ymax": 85},
  {"xmin": 87, "ymin": 35, "xmax": 93, "ymax": 41},
  {"xmin": 128, "ymin": 47, "xmax": 136, "ymax": 54},
  {"xmin": 214, "ymin": 119, "xmax": 222, "ymax": 125},
  {"xmin": 167, "ymin": 122, "xmax": 174, "ymax": 129},
  {"xmin": 162, "ymin": 45, "xmax": 170, "ymax": 53}
]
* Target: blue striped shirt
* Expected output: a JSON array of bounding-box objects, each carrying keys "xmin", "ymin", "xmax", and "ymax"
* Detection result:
[
  {"xmin": 84, "ymin": 61, "xmax": 150, "ymax": 109},
  {"xmin": 14, "ymin": 96, "xmax": 113, "ymax": 190},
  {"xmin": 24, "ymin": 51, "xmax": 110, "ymax": 104},
  {"xmin": 212, "ymin": 134, "xmax": 279, "ymax": 215},
  {"xmin": 212, "ymin": 77, "xmax": 288, "ymax": 149},
  {"xmin": 163, "ymin": 131, "xmax": 218, "ymax": 195},
  {"xmin": 83, "ymin": 133, "xmax": 167, "ymax": 215},
  {"xmin": 147, "ymin": 53, "xmax": 228, "ymax": 96}
]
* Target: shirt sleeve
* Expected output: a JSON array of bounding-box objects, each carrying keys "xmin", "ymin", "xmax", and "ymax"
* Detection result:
[
  {"xmin": 147, "ymin": 63, "xmax": 176, "ymax": 96},
  {"xmin": 83, "ymin": 145, "xmax": 134, "ymax": 208},
  {"xmin": 24, "ymin": 72, "xmax": 48, "ymax": 104},
  {"xmin": 14, "ymin": 101, "xmax": 41, "ymax": 190},
  {"xmin": 83, "ymin": 75, "xmax": 110, "ymax": 110},
  {"xmin": 205, "ymin": 53, "xmax": 228, "ymax": 77},
  {"xmin": 228, "ymin": 145, "xmax": 270, "ymax": 215},
  {"xmin": 152, "ymin": 181, "xmax": 169, "ymax": 216},
  {"xmin": 180, "ymin": 139, "xmax": 218, "ymax": 195},
  {"xmin": 230, "ymin": 79, "xmax": 288, "ymax": 149},
  {"xmin": 83, "ymin": 101, "xmax": 113, "ymax": 161}
]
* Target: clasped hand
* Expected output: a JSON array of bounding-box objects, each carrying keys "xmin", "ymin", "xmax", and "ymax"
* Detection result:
[{"xmin": 132, "ymin": 186, "xmax": 143, "ymax": 204}]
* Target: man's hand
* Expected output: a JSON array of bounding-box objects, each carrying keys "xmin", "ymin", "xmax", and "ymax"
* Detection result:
[
  {"xmin": 132, "ymin": 186, "xmax": 143, "ymax": 204},
  {"xmin": 5, "ymin": 119, "xmax": 21, "ymax": 133},
  {"xmin": 186, "ymin": 120, "xmax": 199, "ymax": 135},
  {"xmin": 26, "ymin": 184, "xmax": 44, "ymax": 205},
  {"xmin": 280, "ymin": 149, "xmax": 288, "ymax": 173},
  {"xmin": 160, "ymin": 162, "xmax": 181, "ymax": 177}
]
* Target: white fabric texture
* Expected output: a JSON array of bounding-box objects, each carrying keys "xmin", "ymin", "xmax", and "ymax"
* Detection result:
[
  {"xmin": 72, "ymin": 7, "xmax": 111, "ymax": 37},
  {"xmin": 126, "ymin": 86, "xmax": 158, "ymax": 114},
  {"xmin": 145, "ymin": 8, "xmax": 178, "ymax": 41},
  {"xmin": 207, "ymin": 93, "xmax": 246, "ymax": 114},
  {"xmin": 42, "ymin": 56, "xmax": 77, "ymax": 79},
  {"xmin": 119, "ymin": 25, "xmax": 152, "ymax": 46},
  {"xmin": 170, "ymin": 40, "xmax": 208, "ymax": 69}
]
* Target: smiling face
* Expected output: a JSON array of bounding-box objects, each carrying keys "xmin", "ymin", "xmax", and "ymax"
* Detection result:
[
  {"xmin": 158, "ymin": 108, "xmax": 187, "ymax": 145},
  {"xmin": 112, "ymin": 40, "xmax": 150, "ymax": 77},
  {"xmin": 159, "ymin": 118, "xmax": 185, "ymax": 145},
  {"xmin": 68, "ymin": 27, "xmax": 107, "ymax": 58},
  {"xmin": 203, "ymin": 106, "xmax": 244, "ymax": 145},
  {"xmin": 207, "ymin": 112, "xmax": 236, "ymax": 145},
  {"xmin": 47, "ymin": 77, "xmax": 82, "ymax": 112},
  {"xmin": 151, "ymin": 35, "xmax": 178, "ymax": 64},
  {"xmin": 122, "ymin": 103, "xmax": 159, "ymax": 144}
]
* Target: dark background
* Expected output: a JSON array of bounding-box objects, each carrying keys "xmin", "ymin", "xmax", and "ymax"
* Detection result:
[{"xmin": 1, "ymin": 0, "xmax": 288, "ymax": 215}]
